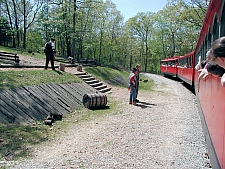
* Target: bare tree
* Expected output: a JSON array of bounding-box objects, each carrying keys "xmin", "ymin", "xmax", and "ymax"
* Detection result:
[
  {"xmin": 4, "ymin": 0, "xmax": 16, "ymax": 47},
  {"xmin": 2, "ymin": 0, "xmax": 44, "ymax": 48},
  {"xmin": 17, "ymin": 0, "xmax": 43, "ymax": 49}
]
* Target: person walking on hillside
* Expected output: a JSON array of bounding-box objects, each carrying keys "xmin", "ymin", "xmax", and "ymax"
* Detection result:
[{"xmin": 44, "ymin": 38, "xmax": 56, "ymax": 70}]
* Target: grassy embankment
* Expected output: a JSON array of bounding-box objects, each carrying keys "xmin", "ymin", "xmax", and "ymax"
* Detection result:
[
  {"xmin": 85, "ymin": 66, "xmax": 155, "ymax": 91},
  {"xmin": 0, "ymin": 46, "xmax": 46, "ymax": 61},
  {"xmin": 0, "ymin": 46, "xmax": 155, "ymax": 165}
]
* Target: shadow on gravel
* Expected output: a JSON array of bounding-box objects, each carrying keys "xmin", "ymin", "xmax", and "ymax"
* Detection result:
[
  {"xmin": 88, "ymin": 106, "xmax": 110, "ymax": 110},
  {"xmin": 164, "ymin": 75, "xmax": 182, "ymax": 82},
  {"xmin": 163, "ymin": 75, "xmax": 195, "ymax": 94},
  {"xmin": 136, "ymin": 101, "xmax": 156, "ymax": 109},
  {"xmin": 181, "ymin": 82, "xmax": 195, "ymax": 94}
]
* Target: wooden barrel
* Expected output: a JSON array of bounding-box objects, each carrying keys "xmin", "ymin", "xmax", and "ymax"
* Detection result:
[{"xmin": 83, "ymin": 93, "xmax": 107, "ymax": 108}]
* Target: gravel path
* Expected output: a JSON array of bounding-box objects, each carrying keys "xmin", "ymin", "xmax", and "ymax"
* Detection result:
[{"xmin": 7, "ymin": 71, "xmax": 211, "ymax": 168}]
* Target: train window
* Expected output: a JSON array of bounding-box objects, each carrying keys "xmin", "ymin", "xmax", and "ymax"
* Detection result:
[
  {"xmin": 189, "ymin": 58, "xmax": 191, "ymax": 67},
  {"xmin": 221, "ymin": 4, "xmax": 225, "ymax": 36},
  {"xmin": 171, "ymin": 61, "xmax": 176, "ymax": 66},
  {"xmin": 212, "ymin": 17, "xmax": 219, "ymax": 41},
  {"xmin": 200, "ymin": 48, "xmax": 205, "ymax": 60},
  {"xmin": 161, "ymin": 61, "xmax": 166, "ymax": 66},
  {"xmin": 178, "ymin": 59, "xmax": 182, "ymax": 66},
  {"xmin": 196, "ymin": 54, "xmax": 201, "ymax": 68},
  {"xmin": 180, "ymin": 59, "xmax": 187, "ymax": 67},
  {"xmin": 191, "ymin": 56, "xmax": 193, "ymax": 67},
  {"xmin": 207, "ymin": 31, "xmax": 212, "ymax": 49},
  {"xmin": 204, "ymin": 38, "xmax": 207, "ymax": 58},
  {"xmin": 187, "ymin": 58, "xmax": 190, "ymax": 68}
]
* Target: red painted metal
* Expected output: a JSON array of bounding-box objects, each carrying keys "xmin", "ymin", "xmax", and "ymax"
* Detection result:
[
  {"xmin": 194, "ymin": 0, "xmax": 224, "ymax": 168},
  {"xmin": 160, "ymin": 57, "xmax": 180, "ymax": 76},
  {"xmin": 160, "ymin": 0, "xmax": 225, "ymax": 167},
  {"xmin": 195, "ymin": 74, "xmax": 225, "ymax": 168},
  {"xmin": 160, "ymin": 65, "xmax": 167, "ymax": 74},
  {"xmin": 177, "ymin": 52, "xmax": 195, "ymax": 85}
]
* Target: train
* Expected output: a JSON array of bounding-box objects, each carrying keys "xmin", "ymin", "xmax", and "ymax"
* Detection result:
[{"xmin": 160, "ymin": 0, "xmax": 225, "ymax": 168}]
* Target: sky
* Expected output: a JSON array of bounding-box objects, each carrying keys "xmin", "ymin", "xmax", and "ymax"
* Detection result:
[{"xmin": 110, "ymin": 0, "xmax": 168, "ymax": 21}]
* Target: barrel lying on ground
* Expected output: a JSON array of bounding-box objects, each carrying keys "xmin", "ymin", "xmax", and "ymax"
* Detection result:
[{"xmin": 83, "ymin": 93, "xmax": 107, "ymax": 108}]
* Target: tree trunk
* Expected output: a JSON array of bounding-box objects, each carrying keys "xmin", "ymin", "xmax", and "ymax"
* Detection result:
[
  {"xmin": 23, "ymin": 0, "xmax": 26, "ymax": 49},
  {"xmin": 99, "ymin": 29, "xmax": 103, "ymax": 64},
  {"xmin": 71, "ymin": 0, "xmax": 76, "ymax": 60},
  {"xmin": 12, "ymin": 0, "xmax": 20, "ymax": 48},
  {"xmin": 4, "ymin": 0, "xmax": 15, "ymax": 47},
  {"xmin": 145, "ymin": 33, "xmax": 148, "ymax": 72}
]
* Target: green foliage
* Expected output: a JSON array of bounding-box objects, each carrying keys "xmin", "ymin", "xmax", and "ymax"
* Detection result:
[
  {"xmin": 0, "ymin": 17, "xmax": 12, "ymax": 46},
  {"xmin": 26, "ymin": 30, "xmax": 45, "ymax": 53},
  {"xmin": 0, "ymin": 0, "xmax": 208, "ymax": 72},
  {"xmin": 0, "ymin": 70, "xmax": 82, "ymax": 90}
]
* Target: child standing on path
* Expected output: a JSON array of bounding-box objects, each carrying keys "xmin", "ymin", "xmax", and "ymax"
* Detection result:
[{"xmin": 129, "ymin": 68, "xmax": 138, "ymax": 106}]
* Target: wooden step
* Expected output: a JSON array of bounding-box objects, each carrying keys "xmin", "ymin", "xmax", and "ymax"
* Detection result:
[
  {"xmin": 94, "ymin": 84, "xmax": 107, "ymax": 90},
  {"xmin": 85, "ymin": 79, "xmax": 99, "ymax": 84},
  {"xmin": 74, "ymin": 72, "xmax": 86, "ymax": 76},
  {"xmin": 105, "ymin": 90, "xmax": 112, "ymax": 94},
  {"xmin": 77, "ymin": 74, "xmax": 91, "ymax": 78},
  {"xmin": 99, "ymin": 87, "xmax": 111, "ymax": 93},
  {"xmin": 89, "ymin": 82, "xmax": 103, "ymax": 87},
  {"xmin": 82, "ymin": 77, "xmax": 95, "ymax": 81}
]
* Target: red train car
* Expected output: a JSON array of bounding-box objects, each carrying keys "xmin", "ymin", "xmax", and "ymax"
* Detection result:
[
  {"xmin": 194, "ymin": 0, "xmax": 225, "ymax": 168},
  {"xmin": 160, "ymin": 56, "xmax": 179, "ymax": 77},
  {"xmin": 160, "ymin": 0, "xmax": 225, "ymax": 168},
  {"xmin": 177, "ymin": 52, "xmax": 195, "ymax": 86}
]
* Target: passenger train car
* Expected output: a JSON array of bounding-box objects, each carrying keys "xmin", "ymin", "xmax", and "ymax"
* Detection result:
[
  {"xmin": 177, "ymin": 52, "xmax": 195, "ymax": 86},
  {"xmin": 160, "ymin": 56, "xmax": 179, "ymax": 77},
  {"xmin": 160, "ymin": 0, "xmax": 225, "ymax": 168}
]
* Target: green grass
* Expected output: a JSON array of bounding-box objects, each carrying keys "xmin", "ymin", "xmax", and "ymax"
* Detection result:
[
  {"xmin": 85, "ymin": 66, "xmax": 129, "ymax": 83},
  {"xmin": 0, "ymin": 123, "xmax": 52, "ymax": 161},
  {"xmin": 0, "ymin": 70, "xmax": 82, "ymax": 90},
  {"xmin": 139, "ymin": 76, "xmax": 155, "ymax": 91},
  {"xmin": 85, "ymin": 66, "xmax": 155, "ymax": 91}
]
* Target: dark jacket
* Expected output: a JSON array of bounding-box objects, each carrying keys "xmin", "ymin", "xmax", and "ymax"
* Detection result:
[{"xmin": 44, "ymin": 41, "xmax": 55, "ymax": 58}]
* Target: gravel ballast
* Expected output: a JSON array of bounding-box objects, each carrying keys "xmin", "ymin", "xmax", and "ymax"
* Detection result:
[{"xmin": 5, "ymin": 72, "xmax": 211, "ymax": 169}]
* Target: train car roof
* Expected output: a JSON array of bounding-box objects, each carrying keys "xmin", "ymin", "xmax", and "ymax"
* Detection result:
[
  {"xmin": 161, "ymin": 56, "xmax": 182, "ymax": 62},
  {"xmin": 184, "ymin": 51, "xmax": 195, "ymax": 57},
  {"xmin": 195, "ymin": 0, "xmax": 222, "ymax": 52}
]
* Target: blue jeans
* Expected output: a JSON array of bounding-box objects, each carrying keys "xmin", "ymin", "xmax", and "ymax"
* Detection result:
[{"xmin": 129, "ymin": 85, "xmax": 136, "ymax": 102}]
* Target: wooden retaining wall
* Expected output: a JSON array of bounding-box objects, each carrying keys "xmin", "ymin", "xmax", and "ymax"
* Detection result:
[{"xmin": 0, "ymin": 82, "xmax": 97, "ymax": 124}]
